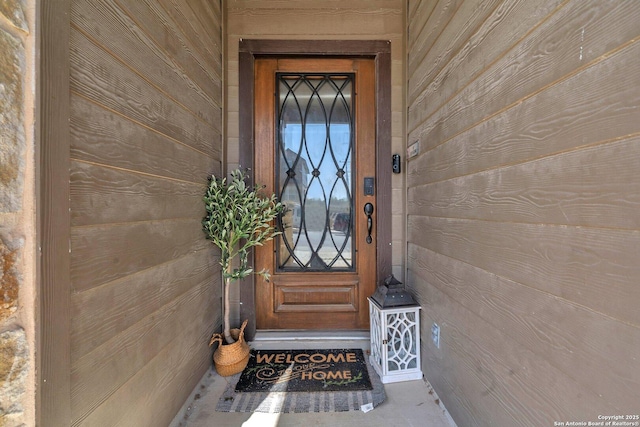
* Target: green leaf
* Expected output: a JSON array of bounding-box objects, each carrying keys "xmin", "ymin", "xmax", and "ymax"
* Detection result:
[{"xmin": 202, "ymin": 168, "xmax": 283, "ymax": 283}]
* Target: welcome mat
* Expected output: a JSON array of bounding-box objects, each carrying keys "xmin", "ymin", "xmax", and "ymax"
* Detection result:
[
  {"xmin": 216, "ymin": 351, "xmax": 385, "ymax": 413},
  {"xmin": 235, "ymin": 349, "xmax": 372, "ymax": 393}
]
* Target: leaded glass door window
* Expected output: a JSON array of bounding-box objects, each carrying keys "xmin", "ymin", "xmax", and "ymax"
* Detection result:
[{"xmin": 277, "ymin": 73, "xmax": 355, "ymax": 271}]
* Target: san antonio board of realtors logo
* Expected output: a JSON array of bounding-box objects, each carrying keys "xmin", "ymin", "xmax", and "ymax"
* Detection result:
[{"xmin": 235, "ymin": 348, "xmax": 373, "ymax": 393}]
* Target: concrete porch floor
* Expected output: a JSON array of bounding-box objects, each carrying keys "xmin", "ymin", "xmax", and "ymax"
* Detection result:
[{"xmin": 171, "ymin": 333, "xmax": 457, "ymax": 427}]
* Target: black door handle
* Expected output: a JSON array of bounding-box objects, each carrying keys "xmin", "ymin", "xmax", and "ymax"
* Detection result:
[{"xmin": 364, "ymin": 203, "xmax": 374, "ymax": 244}]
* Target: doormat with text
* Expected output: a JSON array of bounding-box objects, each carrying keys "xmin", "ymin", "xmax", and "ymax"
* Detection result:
[{"xmin": 234, "ymin": 349, "xmax": 373, "ymax": 393}]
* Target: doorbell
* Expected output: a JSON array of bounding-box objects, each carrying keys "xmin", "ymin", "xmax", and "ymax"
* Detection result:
[{"xmin": 392, "ymin": 154, "xmax": 401, "ymax": 174}]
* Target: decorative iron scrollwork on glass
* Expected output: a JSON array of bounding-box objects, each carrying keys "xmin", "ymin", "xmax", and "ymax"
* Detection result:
[{"xmin": 276, "ymin": 73, "xmax": 355, "ymax": 271}]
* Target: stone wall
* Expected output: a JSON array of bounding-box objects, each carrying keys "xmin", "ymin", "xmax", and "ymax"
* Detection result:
[{"xmin": 0, "ymin": 1, "xmax": 35, "ymax": 426}]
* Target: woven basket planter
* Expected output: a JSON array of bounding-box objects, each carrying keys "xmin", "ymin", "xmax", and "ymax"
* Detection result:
[{"xmin": 209, "ymin": 319, "xmax": 250, "ymax": 376}]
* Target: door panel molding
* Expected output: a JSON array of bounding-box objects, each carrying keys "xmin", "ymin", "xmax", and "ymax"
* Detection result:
[
  {"xmin": 274, "ymin": 276, "xmax": 359, "ymax": 313},
  {"xmin": 238, "ymin": 40, "xmax": 391, "ymax": 338}
]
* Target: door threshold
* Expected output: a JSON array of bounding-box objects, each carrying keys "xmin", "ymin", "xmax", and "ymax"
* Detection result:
[{"xmin": 251, "ymin": 330, "xmax": 370, "ymax": 351}]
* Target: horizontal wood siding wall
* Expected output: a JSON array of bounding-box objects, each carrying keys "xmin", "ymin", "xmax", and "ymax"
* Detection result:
[
  {"xmin": 406, "ymin": 0, "xmax": 640, "ymax": 425},
  {"xmin": 226, "ymin": 0, "xmax": 406, "ymax": 325},
  {"xmin": 68, "ymin": 0, "xmax": 223, "ymax": 425}
]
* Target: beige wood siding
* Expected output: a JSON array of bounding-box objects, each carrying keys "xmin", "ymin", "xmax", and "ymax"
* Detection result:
[
  {"xmin": 67, "ymin": 1, "xmax": 223, "ymax": 425},
  {"xmin": 407, "ymin": 1, "xmax": 640, "ymax": 425},
  {"xmin": 226, "ymin": 1, "xmax": 406, "ymax": 301}
]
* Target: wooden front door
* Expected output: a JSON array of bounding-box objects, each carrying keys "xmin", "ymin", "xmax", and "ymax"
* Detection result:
[{"xmin": 254, "ymin": 57, "xmax": 377, "ymax": 330}]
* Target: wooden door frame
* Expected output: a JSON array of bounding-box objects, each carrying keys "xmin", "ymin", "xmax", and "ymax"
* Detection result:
[{"xmin": 238, "ymin": 39, "xmax": 392, "ymax": 339}]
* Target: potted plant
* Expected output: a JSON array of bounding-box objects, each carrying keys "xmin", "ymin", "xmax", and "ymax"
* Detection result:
[{"xmin": 202, "ymin": 168, "xmax": 282, "ymax": 375}]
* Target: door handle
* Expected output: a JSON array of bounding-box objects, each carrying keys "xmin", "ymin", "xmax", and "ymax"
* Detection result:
[{"xmin": 364, "ymin": 202, "xmax": 374, "ymax": 244}]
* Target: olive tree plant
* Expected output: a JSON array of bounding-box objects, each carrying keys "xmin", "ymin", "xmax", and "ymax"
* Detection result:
[{"xmin": 203, "ymin": 169, "xmax": 282, "ymax": 344}]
